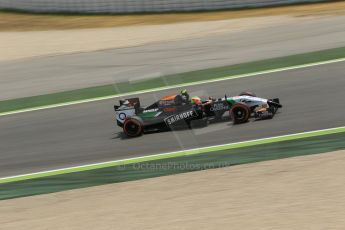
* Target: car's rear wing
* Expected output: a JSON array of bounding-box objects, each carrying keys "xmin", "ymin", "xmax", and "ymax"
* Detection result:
[
  {"xmin": 114, "ymin": 98, "xmax": 141, "ymax": 127},
  {"xmin": 114, "ymin": 97, "xmax": 140, "ymax": 110}
]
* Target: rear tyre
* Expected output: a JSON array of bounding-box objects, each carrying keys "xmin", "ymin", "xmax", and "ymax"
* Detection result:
[
  {"xmin": 239, "ymin": 92, "xmax": 256, "ymax": 97},
  {"xmin": 123, "ymin": 118, "xmax": 143, "ymax": 137},
  {"xmin": 230, "ymin": 103, "xmax": 251, "ymax": 124}
]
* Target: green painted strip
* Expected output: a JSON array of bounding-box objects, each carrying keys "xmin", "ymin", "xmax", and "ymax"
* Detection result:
[
  {"xmin": 1, "ymin": 126, "xmax": 344, "ymax": 184},
  {"xmin": 1, "ymin": 130, "xmax": 345, "ymax": 200},
  {"xmin": 1, "ymin": 46, "xmax": 345, "ymax": 116}
]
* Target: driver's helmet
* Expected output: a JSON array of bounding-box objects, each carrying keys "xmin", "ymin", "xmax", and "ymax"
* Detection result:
[
  {"xmin": 181, "ymin": 89, "xmax": 188, "ymax": 96},
  {"xmin": 180, "ymin": 89, "xmax": 190, "ymax": 103},
  {"xmin": 191, "ymin": 96, "xmax": 202, "ymax": 105}
]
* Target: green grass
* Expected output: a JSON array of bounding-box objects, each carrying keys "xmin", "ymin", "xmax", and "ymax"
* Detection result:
[
  {"xmin": 1, "ymin": 131, "xmax": 344, "ymax": 200},
  {"xmin": 1, "ymin": 46, "xmax": 345, "ymax": 114}
]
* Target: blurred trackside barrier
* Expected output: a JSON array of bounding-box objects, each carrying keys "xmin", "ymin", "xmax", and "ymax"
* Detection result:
[{"xmin": 0, "ymin": 0, "xmax": 328, "ymax": 14}]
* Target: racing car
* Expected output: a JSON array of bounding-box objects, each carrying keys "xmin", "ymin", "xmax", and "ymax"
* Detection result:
[{"xmin": 114, "ymin": 90, "xmax": 282, "ymax": 137}]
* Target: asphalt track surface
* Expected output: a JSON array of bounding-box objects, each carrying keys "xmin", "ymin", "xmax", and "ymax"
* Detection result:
[
  {"xmin": 1, "ymin": 16, "xmax": 345, "ymax": 100},
  {"xmin": 0, "ymin": 61, "xmax": 345, "ymax": 177}
]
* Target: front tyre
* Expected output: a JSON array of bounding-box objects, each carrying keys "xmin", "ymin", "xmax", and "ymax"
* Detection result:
[
  {"xmin": 230, "ymin": 103, "xmax": 250, "ymax": 124},
  {"xmin": 123, "ymin": 118, "xmax": 143, "ymax": 137}
]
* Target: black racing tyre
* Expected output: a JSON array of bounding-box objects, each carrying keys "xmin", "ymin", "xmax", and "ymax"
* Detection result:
[
  {"xmin": 230, "ymin": 103, "xmax": 251, "ymax": 124},
  {"xmin": 123, "ymin": 118, "xmax": 143, "ymax": 137},
  {"xmin": 239, "ymin": 92, "xmax": 256, "ymax": 97}
]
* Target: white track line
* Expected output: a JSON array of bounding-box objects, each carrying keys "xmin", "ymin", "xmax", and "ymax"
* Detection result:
[
  {"xmin": 1, "ymin": 57, "xmax": 345, "ymax": 117},
  {"xmin": 1, "ymin": 126, "xmax": 344, "ymax": 182}
]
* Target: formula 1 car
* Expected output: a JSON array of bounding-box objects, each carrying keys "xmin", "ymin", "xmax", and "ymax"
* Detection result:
[{"xmin": 114, "ymin": 90, "xmax": 282, "ymax": 137}]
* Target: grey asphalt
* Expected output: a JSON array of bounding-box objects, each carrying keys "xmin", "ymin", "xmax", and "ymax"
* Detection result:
[
  {"xmin": 1, "ymin": 16, "xmax": 345, "ymax": 100},
  {"xmin": 0, "ymin": 61, "xmax": 345, "ymax": 177}
]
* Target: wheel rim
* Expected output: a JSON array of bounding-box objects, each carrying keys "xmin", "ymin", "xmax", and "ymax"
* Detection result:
[{"xmin": 233, "ymin": 107, "xmax": 245, "ymax": 120}]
